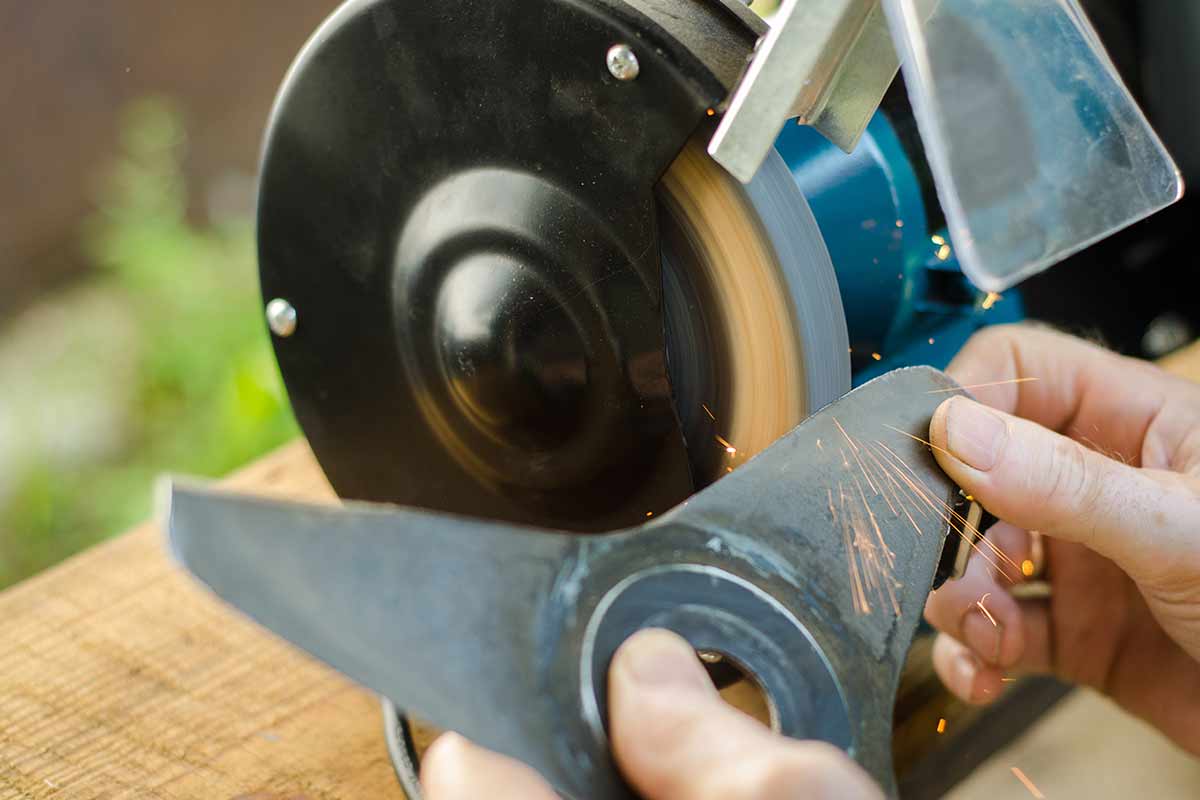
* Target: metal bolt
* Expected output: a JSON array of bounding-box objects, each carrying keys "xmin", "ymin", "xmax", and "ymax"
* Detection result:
[
  {"xmin": 266, "ymin": 298, "xmax": 297, "ymax": 337},
  {"xmin": 606, "ymin": 44, "xmax": 639, "ymax": 81}
]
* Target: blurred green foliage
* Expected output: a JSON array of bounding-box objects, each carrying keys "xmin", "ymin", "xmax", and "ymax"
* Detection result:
[{"xmin": 0, "ymin": 98, "xmax": 298, "ymax": 587}]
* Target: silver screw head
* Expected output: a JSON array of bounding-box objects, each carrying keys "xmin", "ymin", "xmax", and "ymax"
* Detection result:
[
  {"xmin": 265, "ymin": 298, "xmax": 297, "ymax": 337},
  {"xmin": 606, "ymin": 44, "xmax": 640, "ymax": 81}
]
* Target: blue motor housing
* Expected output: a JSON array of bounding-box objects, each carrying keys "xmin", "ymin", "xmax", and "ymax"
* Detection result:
[{"xmin": 774, "ymin": 113, "xmax": 1024, "ymax": 383}]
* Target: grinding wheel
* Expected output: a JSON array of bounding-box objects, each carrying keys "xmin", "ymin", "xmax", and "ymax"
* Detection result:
[
  {"xmin": 660, "ymin": 140, "xmax": 850, "ymax": 486},
  {"xmin": 383, "ymin": 142, "xmax": 851, "ymax": 796}
]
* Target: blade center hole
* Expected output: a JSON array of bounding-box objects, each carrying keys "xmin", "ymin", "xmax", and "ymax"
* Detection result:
[{"xmin": 696, "ymin": 649, "xmax": 780, "ymax": 733}]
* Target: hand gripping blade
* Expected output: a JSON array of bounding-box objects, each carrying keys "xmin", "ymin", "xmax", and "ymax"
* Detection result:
[{"xmin": 165, "ymin": 366, "xmax": 968, "ymax": 798}]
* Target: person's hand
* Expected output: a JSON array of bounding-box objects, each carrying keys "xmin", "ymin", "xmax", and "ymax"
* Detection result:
[
  {"xmin": 420, "ymin": 628, "xmax": 882, "ymax": 799},
  {"xmin": 924, "ymin": 325, "xmax": 1200, "ymax": 754}
]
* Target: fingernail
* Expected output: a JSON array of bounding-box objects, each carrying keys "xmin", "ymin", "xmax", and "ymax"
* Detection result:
[
  {"xmin": 963, "ymin": 610, "xmax": 1004, "ymax": 665},
  {"xmin": 617, "ymin": 630, "xmax": 711, "ymax": 692},
  {"xmin": 944, "ymin": 397, "xmax": 1008, "ymax": 471},
  {"xmin": 954, "ymin": 651, "xmax": 978, "ymax": 696}
]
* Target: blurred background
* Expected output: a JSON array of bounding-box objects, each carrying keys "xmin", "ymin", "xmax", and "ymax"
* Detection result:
[
  {"xmin": 0, "ymin": 3, "xmax": 344, "ymax": 587},
  {"xmin": 1, "ymin": 0, "xmax": 1197, "ymax": 591}
]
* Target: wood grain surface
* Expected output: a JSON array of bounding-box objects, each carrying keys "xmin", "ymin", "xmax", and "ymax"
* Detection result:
[
  {"xmin": 3, "ymin": 340, "xmax": 1199, "ymax": 799},
  {"xmin": 0, "ymin": 444, "xmax": 404, "ymax": 799}
]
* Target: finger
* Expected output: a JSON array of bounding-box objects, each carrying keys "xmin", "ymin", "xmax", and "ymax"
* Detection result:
[
  {"xmin": 944, "ymin": 325, "xmax": 1180, "ymax": 465},
  {"xmin": 421, "ymin": 732, "xmax": 560, "ymax": 800},
  {"xmin": 1014, "ymin": 597, "xmax": 1053, "ymax": 674},
  {"xmin": 930, "ymin": 395, "xmax": 1196, "ymax": 584},
  {"xmin": 924, "ymin": 523, "xmax": 1027, "ymax": 668},
  {"xmin": 609, "ymin": 629, "xmax": 882, "ymax": 800},
  {"xmin": 931, "ymin": 633, "xmax": 1006, "ymax": 705},
  {"xmin": 967, "ymin": 520, "xmax": 1031, "ymax": 584}
]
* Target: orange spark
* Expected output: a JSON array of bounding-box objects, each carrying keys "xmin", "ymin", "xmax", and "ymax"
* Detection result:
[
  {"xmin": 1021, "ymin": 559, "xmax": 1035, "ymax": 577},
  {"xmin": 869, "ymin": 456, "xmax": 1010, "ymax": 577},
  {"xmin": 854, "ymin": 475, "xmax": 894, "ymax": 569},
  {"xmin": 701, "ymin": 403, "xmax": 716, "ymax": 421},
  {"xmin": 926, "ymin": 377, "xmax": 1039, "ymax": 394},
  {"xmin": 861, "ymin": 447, "xmax": 924, "ymax": 535},
  {"xmin": 871, "ymin": 441, "xmax": 1022, "ymax": 577},
  {"xmin": 1010, "ymin": 767, "xmax": 1045, "ymax": 799},
  {"xmin": 857, "ymin": 447, "xmax": 900, "ymax": 517},
  {"xmin": 936, "ymin": 718, "xmax": 947, "ymax": 734},
  {"xmin": 832, "ymin": 417, "xmax": 860, "ymax": 453},
  {"xmin": 714, "ymin": 434, "xmax": 737, "ymax": 455},
  {"xmin": 848, "ymin": 475, "xmax": 900, "ymax": 615},
  {"xmin": 706, "ymin": 108, "xmax": 715, "ymax": 116},
  {"xmin": 838, "ymin": 483, "xmax": 870, "ymax": 615},
  {"xmin": 1001, "ymin": 677, "xmax": 1017, "ymax": 683},
  {"xmin": 982, "ymin": 292, "xmax": 1003, "ymax": 310},
  {"xmin": 871, "ymin": 352, "xmax": 883, "ymax": 361},
  {"xmin": 837, "ymin": 475, "xmax": 901, "ymax": 617},
  {"xmin": 847, "ymin": 440, "xmax": 881, "ymax": 496},
  {"xmin": 882, "ymin": 425, "xmax": 955, "ymax": 459},
  {"xmin": 976, "ymin": 593, "xmax": 998, "ymax": 627},
  {"xmin": 645, "ymin": 511, "xmax": 654, "ymax": 518}
]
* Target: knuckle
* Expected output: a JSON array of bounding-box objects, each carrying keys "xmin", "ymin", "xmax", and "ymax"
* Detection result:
[
  {"xmin": 1142, "ymin": 479, "xmax": 1200, "ymax": 587},
  {"xmin": 1171, "ymin": 426, "xmax": 1200, "ymax": 473},
  {"xmin": 959, "ymin": 326, "xmax": 1014, "ymax": 362},
  {"xmin": 923, "ymin": 593, "xmax": 954, "ymax": 633},
  {"xmin": 1038, "ymin": 436, "xmax": 1102, "ymax": 528},
  {"xmin": 972, "ymin": 324, "xmax": 1018, "ymax": 348},
  {"xmin": 419, "ymin": 735, "xmax": 469, "ymax": 795}
]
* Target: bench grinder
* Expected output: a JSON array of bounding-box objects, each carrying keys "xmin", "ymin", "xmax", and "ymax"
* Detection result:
[{"xmin": 165, "ymin": 1, "xmax": 1181, "ymax": 797}]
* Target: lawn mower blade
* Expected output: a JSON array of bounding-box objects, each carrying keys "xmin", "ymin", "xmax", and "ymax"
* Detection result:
[{"xmin": 164, "ymin": 366, "xmax": 967, "ymax": 799}]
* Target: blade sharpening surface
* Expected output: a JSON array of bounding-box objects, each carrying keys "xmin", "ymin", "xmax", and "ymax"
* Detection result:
[{"xmin": 660, "ymin": 141, "xmax": 851, "ymax": 487}]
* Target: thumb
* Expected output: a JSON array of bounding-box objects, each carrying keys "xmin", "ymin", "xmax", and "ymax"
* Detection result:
[
  {"xmin": 608, "ymin": 629, "xmax": 880, "ymax": 800},
  {"xmin": 930, "ymin": 395, "xmax": 1192, "ymax": 581}
]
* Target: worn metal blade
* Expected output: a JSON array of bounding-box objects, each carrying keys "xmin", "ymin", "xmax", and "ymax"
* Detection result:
[
  {"xmin": 163, "ymin": 366, "xmax": 966, "ymax": 800},
  {"xmin": 163, "ymin": 484, "xmax": 579, "ymax": 775}
]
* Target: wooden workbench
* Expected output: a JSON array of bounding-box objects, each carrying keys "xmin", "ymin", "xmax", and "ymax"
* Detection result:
[{"xmin": 3, "ymin": 343, "xmax": 1200, "ymax": 799}]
